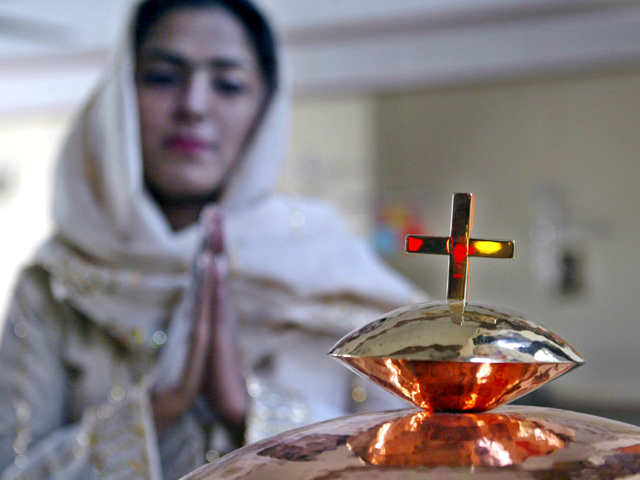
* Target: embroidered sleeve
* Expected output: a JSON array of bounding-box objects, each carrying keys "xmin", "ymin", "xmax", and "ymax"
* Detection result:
[{"xmin": 0, "ymin": 273, "xmax": 162, "ymax": 480}]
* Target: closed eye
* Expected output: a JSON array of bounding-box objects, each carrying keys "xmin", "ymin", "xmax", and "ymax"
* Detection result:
[
  {"xmin": 213, "ymin": 78, "xmax": 248, "ymax": 95},
  {"xmin": 140, "ymin": 70, "xmax": 183, "ymax": 87}
]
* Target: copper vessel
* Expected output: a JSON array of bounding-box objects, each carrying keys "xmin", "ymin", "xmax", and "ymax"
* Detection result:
[{"xmin": 185, "ymin": 406, "xmax": 640, "ymax": 479}]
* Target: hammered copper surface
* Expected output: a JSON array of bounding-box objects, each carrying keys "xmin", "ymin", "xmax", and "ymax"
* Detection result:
[
  {"xmin": 340, "ymin": 358, "xmax": 575, "ymax": 412},
  {"xmin": 185, "ymin": 407, "xmax": 640, "ymax": 479},
  {"xmin": 347, "ymin": 410, "xmax": 568, "ymax": 467}
]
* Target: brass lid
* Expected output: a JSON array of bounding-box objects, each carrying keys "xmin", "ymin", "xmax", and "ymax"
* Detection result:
[
  {"xmin": 330, "ymin": 301, "xmax": 583, "ymax": 364},
  {"xmin": 329, "ymin": 301, "xmax": 584, "ymax": 411}
]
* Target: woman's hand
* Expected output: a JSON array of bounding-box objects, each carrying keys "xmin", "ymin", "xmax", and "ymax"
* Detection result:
[
  {"xmin": 201, "ymin": 209, "xmax": 248, "ymax": 443},
  {"xmin": 151, "ymin": 207, "xmax": 247, "ymax": 437},
  {"xmin": 151, "ymin": 253, "xmax": 213, "ymax": 431}
]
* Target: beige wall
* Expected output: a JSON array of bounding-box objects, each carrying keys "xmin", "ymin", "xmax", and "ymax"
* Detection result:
[
  {"xmin": 280, "ymin": 95, "xmax": 376, "ymax": 236},
  {"xmin": 374, "ymin": 71, "xmax": 640, "ymax": 406}
]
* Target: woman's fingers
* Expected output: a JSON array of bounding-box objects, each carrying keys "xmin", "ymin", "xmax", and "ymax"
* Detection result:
[
  {"xmin": 202, "ymin": 205, "xmax": 224, "ymax": 255},
  {"xmin": 201, "ymin": 207, "xmax": 232, "ymax": 326},
  {"xmin": 187, "ymin": 251, "xmax": 215, "ymax": 386},
  {"xmin": 198, "ymin": 210, "xmax": 247, "ymax": 434},
  {"xmin": 152, "ymin": 251, "xmax": 215, "ymax": 433}
]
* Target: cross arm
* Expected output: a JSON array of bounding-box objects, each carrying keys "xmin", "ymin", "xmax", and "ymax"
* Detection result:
[
  {"xmin": 406, "ymin": 236, "xmax": 449, "ymax": 255},
  {"xmin": 469, "ymin": 239, "xmax": 515, "ymax": 259}
]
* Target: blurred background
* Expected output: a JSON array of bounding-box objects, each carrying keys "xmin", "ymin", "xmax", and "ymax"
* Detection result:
[{"xmin": 1, "ymin": 0, "xmax": 640, "ymax": 422}]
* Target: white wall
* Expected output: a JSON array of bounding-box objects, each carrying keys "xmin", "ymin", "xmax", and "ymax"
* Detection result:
[
  {"xmin": 0, "ymin": 112, "xmax": 69, "ymax": 314},
  {"xmin": 3, "ymin": 0, "xmax": 640, "ymax": 114}
]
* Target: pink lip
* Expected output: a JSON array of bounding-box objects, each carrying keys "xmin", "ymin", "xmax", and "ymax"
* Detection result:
[{"xmin": 165, "ymin": 135, "xmax": 212, "ymax": 154}]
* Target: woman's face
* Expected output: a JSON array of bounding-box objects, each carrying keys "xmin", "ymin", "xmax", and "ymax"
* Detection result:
[{"xmin": 136, "ymin": 7, "xmax": 267, "ymax": 203}]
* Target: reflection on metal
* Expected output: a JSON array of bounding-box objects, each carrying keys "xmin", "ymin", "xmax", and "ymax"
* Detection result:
[
  {"xmin": 329, "ymin": 301, "xmax": 584, "ymax": 411},
  {"xmin": 347, "ymin": 409, "xmax": 569, "ymax": 467},
  {"xmin": 405, "ymin": 193, "xmax": 514, "ymax": 303},
  {"xmin": 189, "ymin": 407, "xmax": 640, "ymax": 479}
]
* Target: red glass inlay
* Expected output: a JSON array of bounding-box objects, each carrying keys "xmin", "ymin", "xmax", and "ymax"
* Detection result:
[
  {"xmin": 407, "ymin": 236, "xmax": 424, "ymax": 252},
  {"xmin": 452, "ymin": 243, "xmax": 468, "ymax": 264}
]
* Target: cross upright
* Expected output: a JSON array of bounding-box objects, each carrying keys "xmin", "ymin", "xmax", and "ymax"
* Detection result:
[{"xmin": 406, "ymin": 193, "xmax": 514, "ymax": 303}]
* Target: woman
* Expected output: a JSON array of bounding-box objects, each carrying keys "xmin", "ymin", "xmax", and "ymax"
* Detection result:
[{"xmin": 0, "ymin": 0, "xmax": 420, "ymax": 478}]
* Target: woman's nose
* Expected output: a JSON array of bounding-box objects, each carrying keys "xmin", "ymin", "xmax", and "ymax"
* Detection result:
[{"xmin": 176, "ymin": 71, "xmax": 210, "ymax": 121}]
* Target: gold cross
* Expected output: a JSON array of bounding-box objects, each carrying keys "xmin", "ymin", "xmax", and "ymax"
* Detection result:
[{"xmin": 405, "ymin": 193, "xmax": 514, "ymax": 303}]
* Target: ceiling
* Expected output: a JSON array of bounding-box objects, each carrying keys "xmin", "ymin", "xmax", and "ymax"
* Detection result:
[{"xmin": 1, "ymin": 0, "xmax": 640, "ymax": 114}]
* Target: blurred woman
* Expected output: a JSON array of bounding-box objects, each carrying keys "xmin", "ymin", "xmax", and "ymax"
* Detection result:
[{"xmin": 0, "ymin": 0, "xmax": 420, "ymax": 478}]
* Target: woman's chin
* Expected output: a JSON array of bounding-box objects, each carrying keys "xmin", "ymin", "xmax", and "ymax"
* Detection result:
[{"xmin": 152, "ymin": 167, "xmax": 225, "ymax": 196}]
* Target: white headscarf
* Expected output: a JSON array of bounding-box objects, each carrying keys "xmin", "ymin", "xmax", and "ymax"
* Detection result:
[{"xmin": 34, "ymin": 0, "xmax": 420, "ymax": 354}]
